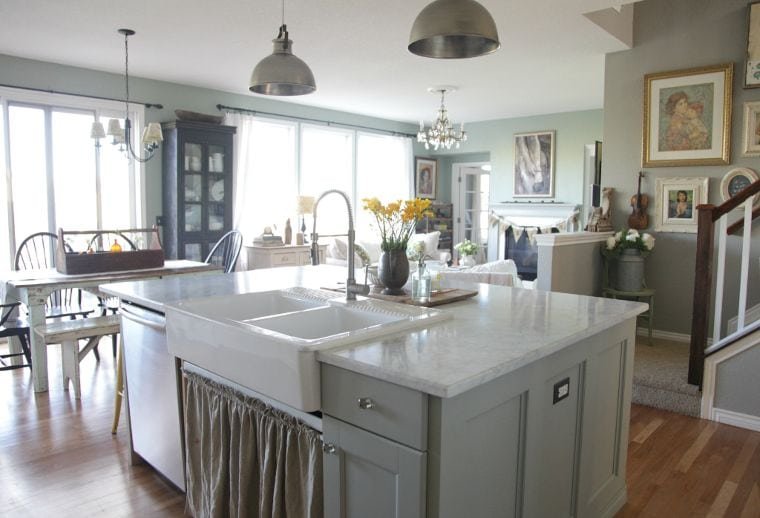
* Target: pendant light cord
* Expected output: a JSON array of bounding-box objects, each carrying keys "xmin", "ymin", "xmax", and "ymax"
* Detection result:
[{"xmin": 123, "ymin": 31, "xmax": 130, "ymax": 115}]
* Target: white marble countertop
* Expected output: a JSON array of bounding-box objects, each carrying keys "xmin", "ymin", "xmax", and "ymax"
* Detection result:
[{"xmin": 101, "ymin": 265, "xmax": 646, "ymax": 398}]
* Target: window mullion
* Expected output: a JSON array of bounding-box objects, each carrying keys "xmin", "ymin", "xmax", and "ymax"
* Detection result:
[{"xmin": 44, "ymin": 107, "xmax": 56, "ymax": 234}]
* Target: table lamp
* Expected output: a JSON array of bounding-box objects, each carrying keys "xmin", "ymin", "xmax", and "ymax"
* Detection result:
[{"xmin": 296, "ymin": 195, "xmax": 315, "ymax": 243}]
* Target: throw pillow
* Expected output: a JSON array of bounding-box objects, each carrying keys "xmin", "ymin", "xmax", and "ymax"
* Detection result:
[{"xmin": 408, "ymin": 231, "xmax": 440, "ymax": 257}]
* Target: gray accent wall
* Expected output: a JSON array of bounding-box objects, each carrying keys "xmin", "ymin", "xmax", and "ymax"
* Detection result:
[
  {"xmin": 714, "ymin": 343, "xmax": 760, "ymax": 416},
  {"xmin": 603, "ymin": 0, "xmax": 760, "ymax": 335}
]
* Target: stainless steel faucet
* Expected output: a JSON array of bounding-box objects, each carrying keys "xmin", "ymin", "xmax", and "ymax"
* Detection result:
[{"xmin": 310, "ymin": 189, "xmax": 370, "ymax": 301}]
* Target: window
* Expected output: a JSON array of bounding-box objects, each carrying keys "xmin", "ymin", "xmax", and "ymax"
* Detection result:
[
  {"xmin": 300, "ymin": 125, "xmax": 354, "ymax": 235},
  {"xmin": 0, "ymin": 87, "xmax": 144, "ymax": 269},
  {"xmin": 229, "ymin": 114, "xmax": 297, "ymax": 240},
  {"xmin": 355, "ymin": 132, "xmax": 413, "ymax": 233},
  {"xmin": 229, "ymin": 111, "xmax": 413, "ymax": 246}
]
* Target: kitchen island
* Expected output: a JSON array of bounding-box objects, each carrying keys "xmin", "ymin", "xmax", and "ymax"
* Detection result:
[{"xmin": 102, "ymin": 264, "xmax": 646, "ymax": 518}]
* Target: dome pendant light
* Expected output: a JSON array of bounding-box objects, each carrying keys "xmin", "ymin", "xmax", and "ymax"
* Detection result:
[
  {"xmin": 408, "ymin": 0, "xmax": 500, "ymax": 59},
  {"xmin": 250, "ymin": 0, "xmax": 316, "ymax": 96}
]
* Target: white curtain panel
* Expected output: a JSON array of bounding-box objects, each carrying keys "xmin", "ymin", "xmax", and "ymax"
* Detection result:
[{"xmin": 224, "ymin": 111, "xmax": 255, "ymax": 270}]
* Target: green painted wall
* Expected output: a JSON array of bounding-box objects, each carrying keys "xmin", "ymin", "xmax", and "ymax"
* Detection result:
[
  {"xmin": 418, "ymin": 110, "xmax": 603, "ymax": 206},
  {"xmin": 0, "ymin": 53, "xmax": 417, "ymax": 227}
]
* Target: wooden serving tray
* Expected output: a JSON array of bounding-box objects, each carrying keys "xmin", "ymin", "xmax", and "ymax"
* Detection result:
[
  {"xmin": 322, "ymin": 286, "xmax": 478, "ymax": 307},
  {"xmin": 55, "ymin": 227, "xmax": 165, "ymax": 275}
]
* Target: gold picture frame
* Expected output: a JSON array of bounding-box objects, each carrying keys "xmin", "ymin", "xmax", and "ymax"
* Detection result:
[{"xmin": 642, "ymin": 63, "xmax": 733, "ymax": 167}]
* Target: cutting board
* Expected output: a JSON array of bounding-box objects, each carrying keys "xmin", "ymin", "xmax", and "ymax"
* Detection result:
[{"xmin": 322, "ymin": 285, "xmax": 478, "ymax": 307}]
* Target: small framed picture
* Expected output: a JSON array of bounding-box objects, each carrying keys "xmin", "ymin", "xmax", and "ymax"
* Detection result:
[
  {"xmin": 415, "ymin": 157, "xmax": 437, "ymax": 199},
  {"xmin": 720, "ymin": 167, "xmax": 760, "ymax": 207},
  {"xmin": 742, "ymin": 101, "xmax": 760, "ymax": 156},
  {"xmin": 654, "ymin": 177, "xmax": 709, "ymax": 233},
  {"xmin": 745, "ymin": 1, "xmax": 760, "ymax": 87},
  {"xmin": 513, "ymin": 130, "xmax": 555, "ymax": 197},
  {"xmin": 643, "ymin": 63, "xmax": 733, "ymax": 167}
]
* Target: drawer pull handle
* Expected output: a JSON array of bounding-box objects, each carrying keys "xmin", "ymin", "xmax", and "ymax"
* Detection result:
[
  {"xmin": 357, "ymin": 397, "xmax": 375, "ymax": 410},
  {"xmin": 322, "ymin": 443, "xmax": 337, "ymax": 455}
]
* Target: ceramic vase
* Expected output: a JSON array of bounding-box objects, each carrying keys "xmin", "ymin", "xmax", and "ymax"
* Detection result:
[
  {"xmin": 615, "ymin": 249, "xmax": 645, "ymax": 291},
  {"xmin": 378, "ymin": 249, "xmax": 410, "ymax": 295},
  {"xmin": 461, "ymin": 254, "xmax": 476, "ymax": 267}
]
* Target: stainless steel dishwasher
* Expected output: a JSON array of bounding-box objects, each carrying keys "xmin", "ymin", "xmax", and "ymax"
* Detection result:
[{"xmin": 120, "ymin": 301, "xmax": 185, "ymax": 491}]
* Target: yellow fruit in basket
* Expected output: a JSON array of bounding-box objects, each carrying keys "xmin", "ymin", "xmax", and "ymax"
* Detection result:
[{"xmin": 110, "ymin": 240, "xmax": 122, "ymax": 252}]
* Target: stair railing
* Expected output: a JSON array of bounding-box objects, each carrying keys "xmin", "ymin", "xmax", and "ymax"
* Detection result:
[{"xmin": 689, "ymin": 179, "xmax": 760, "ymax": 386}]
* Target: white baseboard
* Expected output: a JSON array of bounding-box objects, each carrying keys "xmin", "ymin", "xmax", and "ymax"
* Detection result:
[
  {"xmin": 710, "ymin": 408, "xmax": 760, "ymax": 433},
  {"xmin": 727, "ymin": 303, "xmax": 760, "ymax": 334},
  {"xmin": 636, "ymin": 327, "xmax": 690, "ymax": 343}
]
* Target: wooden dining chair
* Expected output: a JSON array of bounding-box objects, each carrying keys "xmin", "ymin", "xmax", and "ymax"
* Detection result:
[
  {"xmin": 15, "ymin": 232, "xmax": 95, "ymax": 320},
  {"xmin": 14, "ymin": 232, "xmax": 97, "ymax": 359},
  {"xmin": 205, "ymin": 230, "xmax": 243, "ymax": 273},
  {"xmin": 0, "ymin": 302, "xmax": 31, "ymax": 371}
]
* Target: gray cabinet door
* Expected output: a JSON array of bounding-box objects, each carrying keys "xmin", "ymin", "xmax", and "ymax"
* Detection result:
[{"xmin": 323, "ymin": 415, "xmax": 426, "ymax": 518}]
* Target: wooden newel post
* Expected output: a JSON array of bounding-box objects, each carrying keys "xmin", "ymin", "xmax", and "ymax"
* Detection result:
[{"xmin": 688, "ymin": 205, "xmax": 715, "ymax": 386}]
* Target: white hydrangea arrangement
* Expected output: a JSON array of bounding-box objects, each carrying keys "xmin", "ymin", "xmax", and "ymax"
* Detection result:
[
  {"xmin": 605, "ymin": 228, "xmax": 655, "ymax": 256},
  {"xmin": 454, "ymin": 239, "xmax": 479, "ymax": 256},
  {"xmin": 407, "ymin": 241, "xmax": 427, "ymax": 266}
]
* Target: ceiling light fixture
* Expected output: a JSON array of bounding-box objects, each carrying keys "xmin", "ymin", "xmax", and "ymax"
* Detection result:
[
  {"xmin": 250, "ymin": 0, "xmax": 316, "ymax": 96},
  {"xmin": 417, "ymin": 87, "xmax": 467, "ymax": 151},
  {"xmin": 408, "ymin": 0, "xmax": 500, "ymax": 59},
  {"xmin": 91, "ymin": 29, "xmax": 163, "ymax": 162}
]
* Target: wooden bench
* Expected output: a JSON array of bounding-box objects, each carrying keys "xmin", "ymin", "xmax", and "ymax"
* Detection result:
[{"xmin": 34, "ymin": 314, "xmax": 121, "ymax": 398}]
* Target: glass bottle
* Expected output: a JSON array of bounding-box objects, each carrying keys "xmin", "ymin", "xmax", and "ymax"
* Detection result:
[{"xmin": 411, "ymin": 261, "xmax": 432, "ymax": 303}]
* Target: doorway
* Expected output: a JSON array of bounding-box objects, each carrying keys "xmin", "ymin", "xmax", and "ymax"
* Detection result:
[{"xmin": 451, "ymin": 162, "xmax": 490, "ymax": 263}]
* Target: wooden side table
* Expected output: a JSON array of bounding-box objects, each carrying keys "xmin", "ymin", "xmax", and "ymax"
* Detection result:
[
  {"xmin": 602, "ymin": 287, "xmax": 655, "ymax": 345},
  {"xmin": 246, "ymin": 244, "xmax": 327, "ymax": 269}
]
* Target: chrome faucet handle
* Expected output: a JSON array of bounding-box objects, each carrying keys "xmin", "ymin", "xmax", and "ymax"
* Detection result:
[{"xmin": 347, "ymin": 281, "xmax": 370, "ymax": 297}]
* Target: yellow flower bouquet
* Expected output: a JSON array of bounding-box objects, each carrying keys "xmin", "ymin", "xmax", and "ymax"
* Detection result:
[{"xmin": 362, "ymin": 197, "xmax": 433, "ymax": 252}]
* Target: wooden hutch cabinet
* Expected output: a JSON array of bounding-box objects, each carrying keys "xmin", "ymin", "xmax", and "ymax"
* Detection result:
[{"xmin": 161, "ymin": 121, "xmax": 236, "ymax": 261}]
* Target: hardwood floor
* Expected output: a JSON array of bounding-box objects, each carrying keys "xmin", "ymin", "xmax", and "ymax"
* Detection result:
[
  {"xmin": 1, "ymin": 340, "xmax": 759, "ymax": 517},
  {"xmin": 0, "ymin": 341, "xmax": 186, "ymax": 517},
  {"xmin": 616, "ymin": 404, "xmax": 760, "ymax": 517}
]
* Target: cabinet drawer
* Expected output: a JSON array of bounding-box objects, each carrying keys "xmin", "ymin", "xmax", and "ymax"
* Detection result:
[
  {"xmin": 298, "ymin": 251, "xmax": 312, "ymax": 265},
  {"xmin": 321, "ymin": 364, "xmax": 428, "ymax": 450},
  {"xmin": 270, "ymin": 252, "xmax": 297, "ymax": 266}
]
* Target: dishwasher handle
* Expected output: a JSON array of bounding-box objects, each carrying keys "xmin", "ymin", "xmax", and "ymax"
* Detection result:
[{"xmin": 120, "ymin": 304, "xmax": 166, "ymax": 331}]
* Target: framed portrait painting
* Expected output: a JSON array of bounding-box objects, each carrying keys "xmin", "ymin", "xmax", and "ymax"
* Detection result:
[
  {"xmin": 643, "ymin": 63, "xmax": 733, "ymax": 167},
  {"xmin": 654, "ymin": 176, "xmax": 709, "ymax": 233},
  {"xmin": 513, "ymin": 130, "xmax": 555, "ymax": 197},
  {"xmin": 415, "ymin": 157, "xmax": 437, "ymax": 199}
]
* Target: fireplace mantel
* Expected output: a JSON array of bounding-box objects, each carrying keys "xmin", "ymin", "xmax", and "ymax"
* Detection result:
[
  {"xmin": 489, "ymin": 202, "xmax": 581, "ymax": 229},
  {"xmin": 487, "ymin": 202, "xmax": 582, "ymax": 262}
]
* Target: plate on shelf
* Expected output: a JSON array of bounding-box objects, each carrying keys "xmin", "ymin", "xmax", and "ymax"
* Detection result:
[{"xmin": 210, "ymin": 179, "xmax": 224, "ymax": 202}]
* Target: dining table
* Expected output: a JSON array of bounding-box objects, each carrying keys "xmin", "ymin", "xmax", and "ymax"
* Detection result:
[{"xmin": 0, "ymin": 260, "xmax": 221, "ymax": 392}]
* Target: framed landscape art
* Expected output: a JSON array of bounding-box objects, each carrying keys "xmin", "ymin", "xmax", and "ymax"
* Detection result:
[
  {"xmin": 513, "ymin": 130, "xmax": 555, "ymax": 197},
  {"xmin": 415, "ymin": 157, "xmax": 437, "ymax": 199},
  {"xmin": 642, "ymin": 63, "xmax": 733, "ymax": 167},
  {"xmin": 654, "ymin": 176, "xmax": 708, "ymax": 233}
]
